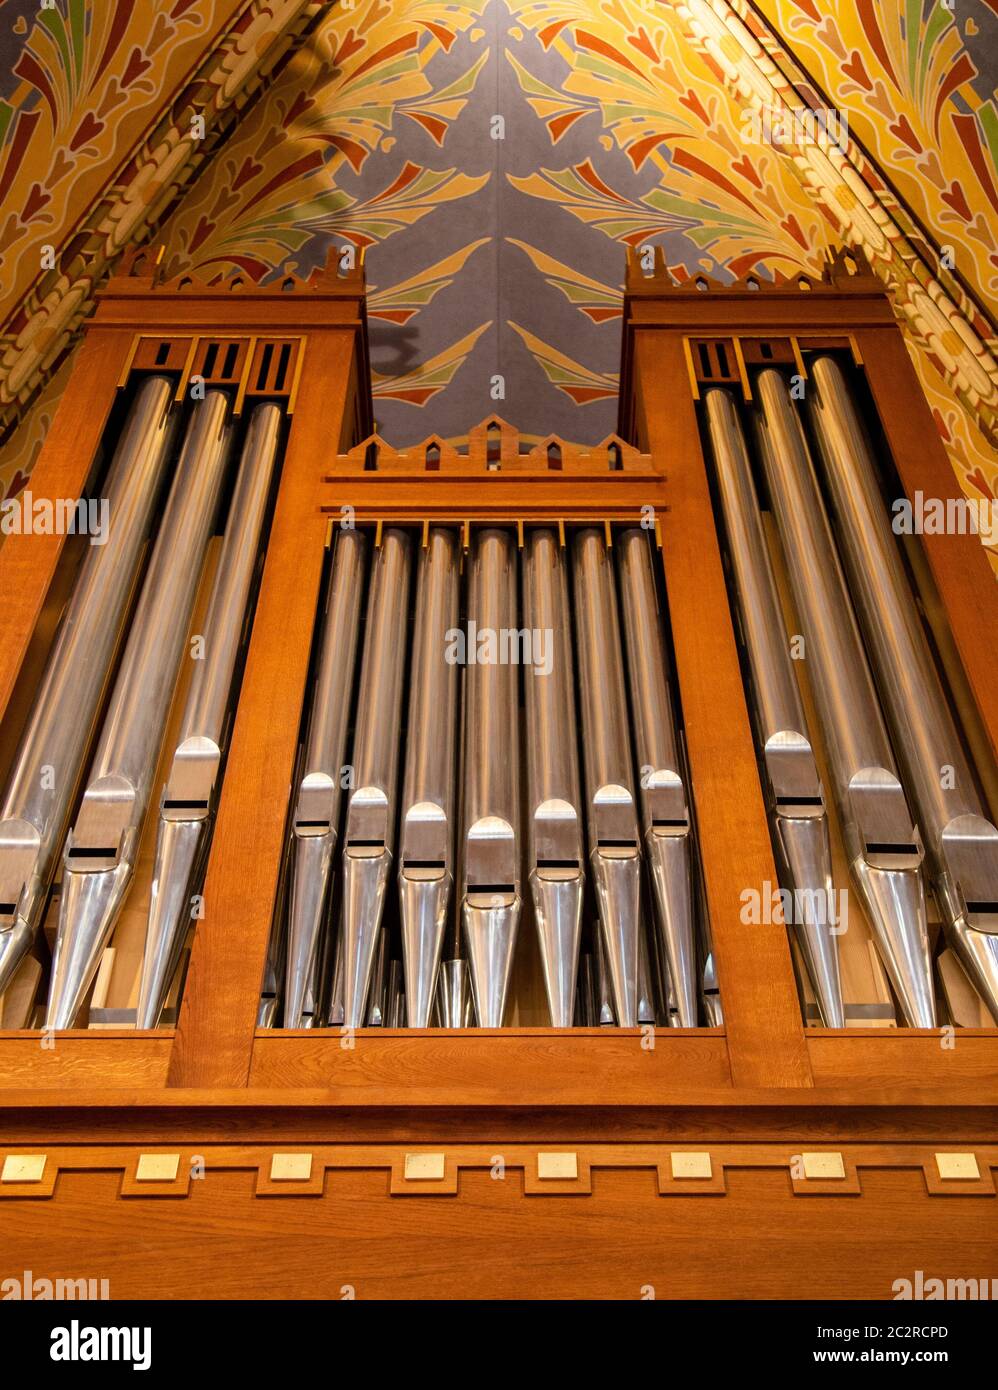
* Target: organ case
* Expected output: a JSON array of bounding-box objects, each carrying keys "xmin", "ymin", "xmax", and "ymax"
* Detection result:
[{"xmin": 0, "ymin": 246, "xmax": 994, "ymax": 1300}]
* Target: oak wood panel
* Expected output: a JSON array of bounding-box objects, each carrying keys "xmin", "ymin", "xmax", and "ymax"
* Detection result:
[
  {"xmin": 1, "ymin": 1162, "xmax": 991, "ymax": 1299},
  {"xmin": 0, "ymin": 1033, "xmax": 170, "ymax": 1088},
  {"xmin": 167, "ymin": 329, "xmax": 357, "ymax": 1088},
  {"xmin": 625, "ymin": 293, "xmax": 894, "ymax": 333},
  {"xmin": 857, "ymin": 325, "xmax": 998, "ymax": 757},
  {"xmin": 0, "ymin": 329, "xmax": 134, "ymax": 720},
  {"xmin": 2, "ymin": 1095, "xmax": 997, "ymax": 1152},
  {"xmin": 247, "ymin": 1028, "xmax": 733, "ymax": 1099},
  {"xmin": 808, "ymin": 1031, "xmax": 998, "ymax": 1090},
  {"xmin": 633, "ymin": 331, "xmax": 812, "ymax": 1088}
]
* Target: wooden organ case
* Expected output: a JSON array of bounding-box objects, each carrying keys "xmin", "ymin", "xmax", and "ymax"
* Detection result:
[{"xmin": 0, "ymin": 247, "xmax": 995, "ymax": 1301}]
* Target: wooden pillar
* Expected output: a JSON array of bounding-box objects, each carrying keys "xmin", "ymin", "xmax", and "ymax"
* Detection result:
[
  {"xmin": 632, "ymin": 330, "xmax": 813, "ymax": 1088},
  {"xmin": 167, "ymin": 329, "xmax": 357, "ymax": 1087}
]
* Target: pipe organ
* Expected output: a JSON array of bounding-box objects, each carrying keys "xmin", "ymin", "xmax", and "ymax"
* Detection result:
[{"xmin": 0, "ymin": 245, "xmax": 995, "ymax": 1299}]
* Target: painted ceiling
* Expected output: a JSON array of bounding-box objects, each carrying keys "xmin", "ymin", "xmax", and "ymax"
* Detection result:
[{"xmin": 0, "ymin": 0, "xmax": 996, "ymax": 563}]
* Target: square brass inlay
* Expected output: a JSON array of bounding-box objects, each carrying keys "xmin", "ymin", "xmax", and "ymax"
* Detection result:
[
  {"xmin": 270, "ymin": 1153, "xmax": 313, "ymax": 1182},
  {"xmin": 935, "ymin": 1152, "xmax": 979, "ymax": 1181},
  {"xmin": 404, "ymin": 1153, "xmax": 445, "ymax": 1181},
  {"xmin": 537, "ymin": 1152, "xmax": 578, "ymax": 1181},
  {"xmin": 135, "ymin": 1154, "xmax": 180, "ymax": 1183},
  {"xmin": 1, "ymin": 1154, "xmax": 46, "ymax": 1183},
  {"xmin": 801, "ymin": 1152, "xmax": 845, "ymax": 1180},
  {"xmin": 671, "ymin": 1151, "xmax": 712, "ymax": 1180}
]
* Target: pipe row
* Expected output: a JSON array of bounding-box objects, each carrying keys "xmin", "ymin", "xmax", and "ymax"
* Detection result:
[
  {"xmin": 0, "ymin": 382, "xmax": 283, "ymax": 1027},
  {"xmin": 278, "ymin": 523, "xmax": 703, "ymax": 1028},
  {"xmin": 705, "ymin": 358, "xmax": 998, "ymax": 1026}
]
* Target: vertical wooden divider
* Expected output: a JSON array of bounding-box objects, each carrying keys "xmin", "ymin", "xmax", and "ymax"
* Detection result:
[
  {"xmin": 632, "ymin": 330, "xmax": 812, "ymax": 1088},
  {"xmin": 167, "ymin": 328, "xmax": 358, "ymax": 1088}
]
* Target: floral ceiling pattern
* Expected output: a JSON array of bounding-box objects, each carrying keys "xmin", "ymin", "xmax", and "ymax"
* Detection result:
[{"xmin": 0, "ymin": 0, "xmax": 996, "ymax": 561}]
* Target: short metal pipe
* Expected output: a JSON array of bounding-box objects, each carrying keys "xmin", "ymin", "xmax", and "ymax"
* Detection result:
[
  {"xmin": 283, "ymin": 527, "xmax": 367, "ymax": 1026},
  {"xmin": 460, "ymin": 528, "xmax": 522, "ymax": 1027},
  {"xmin": 341, "ymin": 527, "xmax": 412, "ymax": 1028},
  {"xmin": 523, "ymin": 527, "xmax": 584, "ymax": 1026},
  {"xmin": 616, "ymin": 527, "xmax": 699, "ymax": 1027},
  {"xmin": 572, "ymin": 527, "xmax": 641, "ymax": 1026},
  {"xmin": 398, "ymin": 527, "xmax": 460, "ymax": 1027}
]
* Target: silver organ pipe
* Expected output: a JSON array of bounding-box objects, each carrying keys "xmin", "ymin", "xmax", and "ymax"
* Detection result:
[
  {"xmin": 703, "ymin": 387, "xmax": 845, "ymax": 1027},
  {"xmin": 0, "ymin": 378, "xmax": 178, "ymax": 996},
  {"xmin": 136, "ymin": 401, "xmax": 283, "ymax": 1026},
  {"xmin": 753, "ymin": 368, "xmax": 935, "ymax": 1028},
  {"xmin": 806, "ymin": 355, "xmax": 998, "ymax": 1023},
  {"xmin": 616, "ymin": 527, "xmax": 698, "ymax": 1027},
  {"xmin": 459, "ymin": 528, "xmax": 522, "ymax": 1027},
  {"xmin": 398, "ymin": 527, "xmax": 460, "ymax": 1027},
  {"xmin": 340, "ymin": 528, "xmax": 412, "ymax": 1029},
  {"xmin": 523, "ymin": 527, "xmax": 584, "ymax": 1026},
  {"xmin": 284, "ymin": 528, "xmax": 366, "ymax": 1028},
  {"xmin": 46, "ymin": 390, "xmax": 233, "ymax": 1028},
  {"xmin": 572, "ymin": 528, "xmax": 641, "ymax": 1027}
]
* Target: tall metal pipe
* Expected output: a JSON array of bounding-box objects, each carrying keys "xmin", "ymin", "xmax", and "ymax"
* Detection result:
[
  {"xmin": 341, "ymin": 528, "xmax": 412, "ymax": 1028},
  {"xmin": 136, "ymin": 402, "xmax": 283, "ymax": 1026},
  {"xmin": 398, "ymin": 528, "xmax": 459, "ymax": 1026},
  {"xmin": 284, "ymin": 527, "xmax": 366, "ymax": 1027},
  {"xmin": 572, "ymin": 527, "xmax": 641, "ymax": 1026},
  {"xmin": 807, "ymin": 354, "xmax": 998, "ymax": 1022},
  {"xmin": 460, "ymin": 528, "xmax": 522, "ymax": 1026},
  {"xmin": 0, "ymin": 377, "xmax": 177, "ymax": 995},
  {"xmin": 46, "ymin": 391, "xmax": 232, "ymax": 1028},
  {"xmin": 522, "ymin": 528, "xmax": 584, "ymax": 1025},
  {"xmin": 704, "ymin": 387, "xmax": 844, "ymax": 1026},
  {"xmin": 616, "ymin": 528, "xmax": 699, "ymax": 1026},
  {"xmin": 754, "ymin": 368, "xmax": 935, "ymax": 1027}
]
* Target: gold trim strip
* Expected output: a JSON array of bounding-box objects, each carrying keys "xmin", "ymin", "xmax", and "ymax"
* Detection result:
[
  {"xmin": 682, "ymin": 336, "xmax": 700, "ymax": 401},
  {"xmin": 117, "ymin": 334, "xmax": 143, "ymax": 389},
  {"xmin": 286, "ymin": 338, "xmax": 306, "ymax": 416},
  {"xmin": 173, "ymin": 336, "xmax": 200, "ymax": 404},
  {"xmin": 732, "ymin": 337, "xmax": 752, "ymax": 402},
  {"xmin": 790, "ymin": 336, "xmax": 807, "ymax": 381},
  {"xmin": 233, "ymin": 335, "xmax": 257, "ymax": 417}
]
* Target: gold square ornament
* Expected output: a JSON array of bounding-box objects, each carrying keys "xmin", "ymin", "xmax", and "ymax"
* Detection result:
[
  {"xmin": 1, "ymin": 1154, "xmax": 46, "ymax": 1183},
  {"xmin": 671, "ymin": 1152, "xmax": 713, "ymax": 1180}
]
